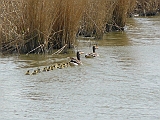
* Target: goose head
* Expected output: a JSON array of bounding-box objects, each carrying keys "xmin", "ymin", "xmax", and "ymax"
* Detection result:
[{"xmin": 25, "ymin": 70, "xmax": 30, "ymax": 75}]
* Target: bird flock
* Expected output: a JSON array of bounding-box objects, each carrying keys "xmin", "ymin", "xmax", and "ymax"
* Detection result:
[{"xmin": 25, "ymin": 45, "xmax": 98, "ymax": 75}]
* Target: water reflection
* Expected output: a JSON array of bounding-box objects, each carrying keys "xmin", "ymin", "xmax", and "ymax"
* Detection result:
[
  {"xmin": 110, "ymin": 47, "xmax": 137, "ymax": 71},
  {"xmin": 101, "ymin": 32, "xmax": 131, "ymax": 46}
]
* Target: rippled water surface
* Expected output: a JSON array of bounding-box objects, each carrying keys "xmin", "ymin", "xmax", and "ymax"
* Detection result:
[{"xmin": 0, "ymin": 16, "xmax": 160, "ymax": 120}]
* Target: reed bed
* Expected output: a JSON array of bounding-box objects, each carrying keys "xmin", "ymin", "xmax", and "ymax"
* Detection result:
[
  {"xmin": 1, "ymin": 0, "xmax": 56, "ymax": 53},
  {"xmin": 50, "ymin": 0, "xmax": 86, "ymax": 49},
  {"xmin": 127, "ymin": 0, "xmax": 137, "ymax": 17},
  {"xmin": 79, "ymin": 0, "xmax": 133, "ymax": 34},
  {"xmin": 136, "ymin": 0, "xmax": 160, "ymax": 16},
  {"xmin": 111, "ymin": 0, "xmax": 130, "ymax": 31},
  {"xmin": 79, "ymin": 0, "xmax": 117, "ymax": 38},
  {"xmin": 0, "ymin": 0, "xmax": 86, "ymax": 54},
  {"xmin": 0, "ymin": 0, "xmax": 146, "ymax": 54}
]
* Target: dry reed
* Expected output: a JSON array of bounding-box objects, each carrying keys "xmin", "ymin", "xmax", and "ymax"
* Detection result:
[
  {"xmin": 111, "ymin": 0, "xmax": 130, "ymax": 30},
  {"xmin": 1, "ymin": 0, "xmax": 149, "ymax": 54},
  {"xmin": 79, "ymin": 0, "xmax": 133, "ymax": 34},
  {"xmin": 0, "ymin": 0, "xmax": 86, "ymax": 54},
  {"xmin": 136, "ymin": 0, "xmax": 159, "ymax": 16},
  {"xmin": 50, "ymin": 0, "xmax": 87, "ymax": 49},
  {"xmin": 1, "ymin": 0, "xmax": 57, "ymax": 53},
  {"xmin": 79, "ymin": 0, "xmax": 117, "ymax": 38},
  {"xmin": 127, "ymin": 0, "xmax": 137, "ymax": 17}
]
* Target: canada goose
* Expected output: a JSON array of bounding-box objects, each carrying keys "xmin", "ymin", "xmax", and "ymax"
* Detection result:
[
  {"xmin": 52, "ymin": 63, "xmax": 58, "ymax": 69},
  {"xmin": 37, "ymin": 68, "xmax": 41, "ymax": 73},
  {"xmin": 63, "ymin": 62, "xmax": 70, "ymax": 67},
  {"xmin": 42, "ymin": 67, "xmax": 47, "ymax": 72},
  {"xmin": 59, "ymin": 64, "xmax": 64, "ymax": 69},
  {"xmin": 85, "ymin": 45, "xmax": 98, "ymax": 58},
  {"xmin": 47, "ymin": 66, "xmax": 52, "ymax": 71},
  {"xmin": 69, "ymin": 51, "xmax": 83, "ymax": 66},
  {"xmin": 32, "ymin": 70, "xmax": 37, "ymax": 75},
  {"xmin": 25, "ymin": 70, "xmax": 30, "ymax": 75},
  {"xmin": 50, "ymin": 65, "xmax": 54, "ymax": 70},
  {"xmin": 56, "ymin": 63, "xmax": 61, "ymax": 69},
  {"xmin": 66, "ymin": 62, "xmax": 70, "ymax": 67}
]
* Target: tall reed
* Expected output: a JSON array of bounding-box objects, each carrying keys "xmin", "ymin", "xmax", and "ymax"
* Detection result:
[
  {"xmin": 127, "ymin": 0, "xmax": 137, "ymax": 17},
  {"xmin": 50, "ymin": 0, "xmax": 86, "ymax": 49},
  {"xmin": 136, "ymin": 0, "xmax": 159, "ymax": 16},
  {"xmin": 79, "ymin": 0, "xmax": 117, "ymax": 38},
  {"xmin": 1, "ymin": 0, "xmax": 146, "ymax": 54},
  {"xmin": 112, "ymin": 0, "xmax": 130, "ymax": 30},
  {"xmin": 0, "ymin": 0, "xmax": 86, "ymax": 54},
  {"xmin": 79, "ymin": 0, "xmax": 132, "ymax": 35},
  {"xmin": 1, "ymin": 0, "xmax": 57, "ymax": 53}
]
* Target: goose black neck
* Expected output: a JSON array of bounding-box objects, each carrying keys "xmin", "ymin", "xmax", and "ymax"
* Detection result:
[
  {"xmin": 93, "ymin": 46, "xmax": 96, "ymax": 53},
  {"xmin": 77, "ymin": 52, "xmax": 80, "ymax": 60}
]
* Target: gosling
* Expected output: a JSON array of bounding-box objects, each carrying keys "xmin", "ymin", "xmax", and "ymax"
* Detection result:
[{"xmin": 25, "ymin": 70, "xmax": 30, "ymax": 75}]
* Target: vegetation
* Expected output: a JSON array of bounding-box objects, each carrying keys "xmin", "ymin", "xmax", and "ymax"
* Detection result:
[
  {"xmin": 108, "ymin": 0, "xmax": 132, "ymax": 31},
  {"xmin": 0, "ymin": 0, "xmax": 159, "ymax": 54},
  {"xmin": 0, "ymin": 0, "xmax": 86, "ymax": 54},
  {"xmin": 78, "ymin": 0, "xmax": 116, "ymax": 38},
  {"xmin": 135, "ymin": 0, "xmax": 160, "ymax": 16}
]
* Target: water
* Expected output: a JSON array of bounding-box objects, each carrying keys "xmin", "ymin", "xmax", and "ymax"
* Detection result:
[{"xmin": 0, "ymin": 16, "xmax": 160, "ymax": 120}]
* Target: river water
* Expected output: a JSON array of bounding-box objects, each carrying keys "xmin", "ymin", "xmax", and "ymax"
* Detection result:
[{"xmin": 0, "ymin": 16, "xmax": 160, "ymax": 120}]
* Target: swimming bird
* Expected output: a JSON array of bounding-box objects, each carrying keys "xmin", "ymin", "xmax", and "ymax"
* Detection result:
[
  {"xmin": 52, "ymin": 63, "xmax": 58, "ymax": 69},
  {"xmin": 66, "ymin": 62, "xmax": 70, "ymax": 67},
  {"xmin": 56, "ymin": 63, "xmax": 61, "ymax": 69},
  {"xmin": 85, "ymin": 45, "xmax": 98, "ymax": 58},
  {"xmin": 42, "ymin": 67, "xmax": 47, "ymax": 72},
  {"xmin": 59, "ymin": 64, "xmax": 64, "ymax": 69},
  {"xmin": 63, "ymin": 62, "xmax": 70, "ymax": 67},
  {"xmin": 25, "ymin": 70, "xmax": 30, "ymax": 75},
  {"xmin": 69, "ymin": 51, "xmax": 84, "ymax": 66},
  {"xmin": 50, "ymin": 65, "xmax": 54, "ymax": 70},
  {"xmin": 37, "ymin": 68, "xmax": 41, "ymax": 73},
  {"xmin": 47, "ymin": 66, "xmax": 52, "ymax": 71},
  {"xmin": 32, "ymin": 70, "xmax": 37, "ymax": 75}
]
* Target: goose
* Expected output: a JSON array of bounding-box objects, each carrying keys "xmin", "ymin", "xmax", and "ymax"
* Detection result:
[
  {"xmin": 42, "ymin": 67, "xmax": 47, "ymax": 72},
  {"xmin": 61, "ymin": 62, "xmax": 69, "ymax": 68},
  {"xmin": 25, "ymin": 70, "xmax": 30, "ymax": 75},
  {"xmin": 59, "ymin": 64, "xmax": 65, "ymax": 69},
  {"xmin": 66, "ymin": 62, "xmax": 70, "ymax": 67},
  {"xmin": 56, "ymin": 63, "xmax": 61, "ymax": 69},
  {"xmin": 37, "ymin": 68, "xmax": 41, "ymax": 73},
  {"xmin": 85, "ymin": 45, "xmax": 98, "ymax": 58},
  {"xmin": 63, "ymin": 62, "xmax": 70, "ymax": 67},
  {"xmin": 52, "ymin": 63, "xmax": 58, "ymax": 69},
  {"xmin": 47, "ymin": 66, "xmax": 52, "ymax": 71},
  {"xmin": 32, "ymin": 70, "xmax": 37, "ymax": 75},
  {"xmin": 69, "ymin": 51, "xmax": 83, "ymax": 66},
  {"xmin": 50, "ymin": 65, "xmax": 54, "ymax": 70}
]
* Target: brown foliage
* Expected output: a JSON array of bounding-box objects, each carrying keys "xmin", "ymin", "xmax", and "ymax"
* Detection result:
[
  {"xmin": 0, "ymin": 0, "xmax": 86, "ymax": 53},
  {"xmin": 136, "ymin": 0, "xmax": 159, "ymax": 16},
  {"xmin": 112, "ymin": 0, "xmax": 130, "ymax": 28},
  {"xmin": 79, "ymin": 0, "xmax": 117, "ymax": 38},
  {"xmin": 0, "ymin": 0, "xmax": 143, "ymax": 54}
]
